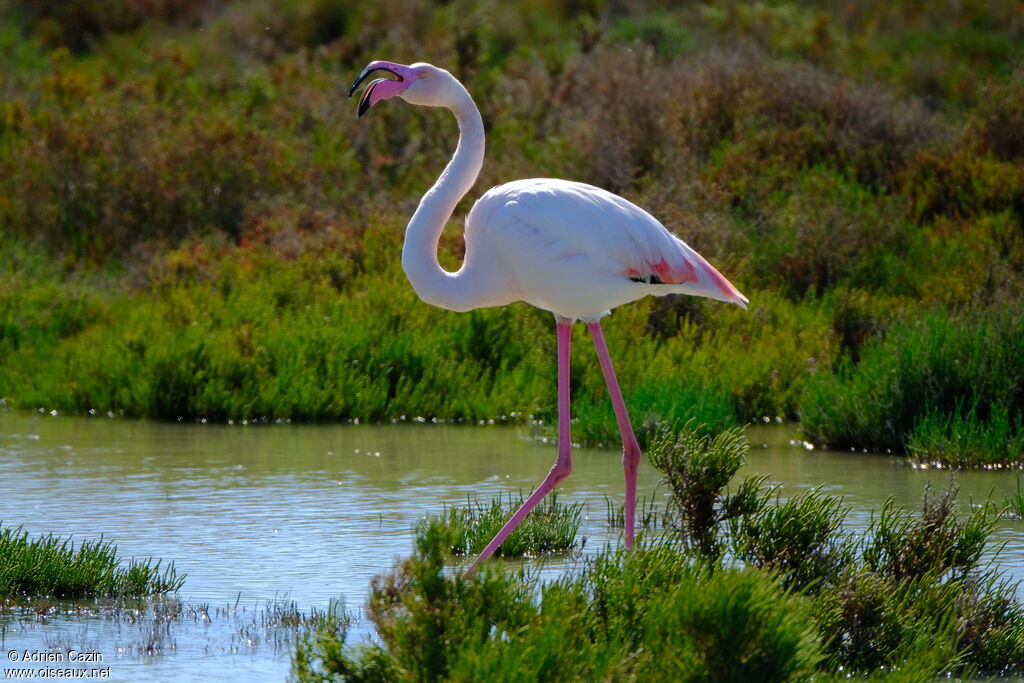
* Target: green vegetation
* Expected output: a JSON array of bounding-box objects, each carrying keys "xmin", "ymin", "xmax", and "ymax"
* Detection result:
[
  {"xmin": 1007, "ymin": 478, "xmax": 1024, "ymax": 519},
  {"xmin": 0, "ymin": 523, "xmax": 184, "ymax": 599},
  {"xmin": 295, "ymin": 524, "xmax": 824, "ymax": 682},
  {"xmin": 605, "ymin": 493, "xmax": 666, "ymax": 531},
  {"xmin": 645, "ymin": 422, "xmax": 765, "ymax": 558},
  {"xmin": 295, "ymin": 424, "xmax": 1024, "ymax": 680},
  {"xmin": 1, "ymin": 0, "xmax": 1022, "ymax": 465},
  {"xmin": 803, "ymin": 308, "xmax": 1024, "ymax": 464},
  {"xmin": 430, "ymin": 492, "xmax": 582, "ymax": 558}
]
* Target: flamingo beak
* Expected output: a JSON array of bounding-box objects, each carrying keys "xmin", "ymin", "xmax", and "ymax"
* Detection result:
[{"xmin": 348, "ymin": 61, "xmax": 413, "ymax": 118}]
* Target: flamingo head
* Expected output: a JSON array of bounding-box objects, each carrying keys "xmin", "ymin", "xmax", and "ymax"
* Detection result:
[{"xmin": 348, "ymin": 61, "xmax": 453, "ymax": 117}]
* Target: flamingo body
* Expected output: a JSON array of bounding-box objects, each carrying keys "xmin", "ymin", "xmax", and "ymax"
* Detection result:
[
  {"xmin": 350, "ymin": 60, "xmax": 747, "ymax": 571},
  {"xmin": 467, "ymin": 178, "xmax": 746, "ymax": 321}
]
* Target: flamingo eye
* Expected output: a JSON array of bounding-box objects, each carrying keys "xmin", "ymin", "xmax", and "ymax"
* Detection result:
[{"xmin": 418, "ymin": 72, "xmax": 428, "ymax": 79}]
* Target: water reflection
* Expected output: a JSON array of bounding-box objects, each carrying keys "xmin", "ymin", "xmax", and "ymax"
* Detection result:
[{"xmin": 1, "ymin": 410, "xmax": 1021, "ymax": 681}]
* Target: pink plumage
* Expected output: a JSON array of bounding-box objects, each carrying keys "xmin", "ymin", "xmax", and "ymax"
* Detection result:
[{"xmin": 350, "ymin": 60, "xmax": 747, "ymax": 572}]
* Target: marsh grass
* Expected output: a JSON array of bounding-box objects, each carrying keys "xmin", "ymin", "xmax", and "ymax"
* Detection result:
[
  {"xmin": 907, "ymin": 403, "xmax": 1024, "ymax": 468},
  {"xmin": 427, "ymin": 491, "xmax": 582, "ymax": 558},
  {"xmin": 295, "ymin": 423, "xmax": 1024, "ymax": 679},
  {"xmin": 604, "ymin": 493, "xmax": 667, "ymax": 531},
  {"xmin": 0, "ymin": 242, "xmax": 830, "ymax": 445},
  {"xmin": 294, "ymin": 524, "xmax": 823, "ymax": 682},
  {"xmin": 0, "ymin": 523, "xmax": 183, "ymax": 599},
  {"xmin": 1006, "ymin": 479, "xmax": 1024, "ymax": 519},
  {"xmin": 802, "ymin": 308, "xmax": 1024, "ymax": 466},
  {"xmin": 646, "ymin": 423, "xmax": 1024, "ymax": 675}
]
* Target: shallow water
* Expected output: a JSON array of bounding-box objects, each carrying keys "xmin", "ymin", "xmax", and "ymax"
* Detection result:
[{"xmin": 1, "ymin": 409, "xmax": 1022, "ymax": 681}]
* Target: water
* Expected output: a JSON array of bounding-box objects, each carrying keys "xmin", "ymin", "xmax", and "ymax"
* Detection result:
[{"xmin": 1, "ymin": 409, "xmax": 1022, "ymax": 681}]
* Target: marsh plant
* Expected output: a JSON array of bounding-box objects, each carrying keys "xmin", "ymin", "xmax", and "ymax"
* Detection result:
[
  {"xmin": 0, "ymin": 523, "xmax": 183, "ymax": 599},
  {"xmin": 427, "ymin": 491, "xmax": 582, "ymax": 558},
  {"xmin": 657, "ymin": 424, "xmax": 1024, "ymax": 675},
  {"xmin": 604, "ymin": 493, "xmax": 667, "ymax": 531},
  {"xmin": 644, "ymin": 421, "xmax": 765, "ymax": 558},
  {"xmin": 732, "ymin": 489, "xmax": 852, "ymax": 592},
  {"xmin": 293, "ymin": 524, "xmax": 822, "ymax": 682},
  {"xmin": 295, "ymin": 424, "xmax": 1024, "ymax": 680},
  {"xmin": 1007, "ymin": 478, "xmax": 1024, "ymax": 519},
  {"xmin": 802, "ymin": 308, "xmax": 1024, "ymax": 466}
]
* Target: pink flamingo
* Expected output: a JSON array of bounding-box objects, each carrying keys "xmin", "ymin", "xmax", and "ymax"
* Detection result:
[{"xmin": 350, "ymin": 61, "xmax": 748, "ymax": 571}]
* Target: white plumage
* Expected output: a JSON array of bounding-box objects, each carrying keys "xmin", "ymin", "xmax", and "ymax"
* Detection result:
[{"xmin": 468, "ymin": 177, "xmax": 747, "ymax": 321}]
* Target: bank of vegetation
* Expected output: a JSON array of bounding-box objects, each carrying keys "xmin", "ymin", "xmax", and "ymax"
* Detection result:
[{"xmin": 1, "ymin": 0, "xmax": 1022, "ymax": 466}]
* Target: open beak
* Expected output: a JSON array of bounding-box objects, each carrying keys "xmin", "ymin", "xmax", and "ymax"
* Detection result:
[{"xmin": 349, "ymin": 61, "xmax": 412, "ymax": 118}]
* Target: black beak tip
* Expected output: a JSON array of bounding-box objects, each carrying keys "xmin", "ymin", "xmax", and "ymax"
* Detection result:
[{"xmin": 356, "ymin": 97, "xmax": 371, "ymax": 118}]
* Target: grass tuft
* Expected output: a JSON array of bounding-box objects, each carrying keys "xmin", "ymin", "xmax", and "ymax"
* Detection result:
[
  {"xmin": 1006, "ymin": 478, "xmax": 1024, "ymax": 519},
  {"xmin": 604, "ymin": 493, "xmax": 668, "ymax": 531},
  {"xmin": 732, "ymin": 488, "xmax": 853, "ymax": 592},
  {"xmin": 0, "ymin": 523, "xmax": 184, "ymax": 599},
  {"xmin": 862, "ymin": 484, "xmax": 993, "ymax": 583},
  {"xmin": 425, "ymin": 491, "xmax": 581, "ymax": 558}
]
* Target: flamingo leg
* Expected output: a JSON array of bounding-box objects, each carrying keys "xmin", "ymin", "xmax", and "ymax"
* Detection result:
[
  {"xmin": 467, "ymin": 318, "xmax": 574, "ymax": 573},
  {"xmin": 587, "ymin": 321, "xmax": 641, "ymax": 549}
]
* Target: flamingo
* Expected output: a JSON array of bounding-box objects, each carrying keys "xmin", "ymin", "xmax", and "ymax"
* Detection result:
[{"xmin": 349, "ymin": 60, "xmax": 748, "ymax": 572}]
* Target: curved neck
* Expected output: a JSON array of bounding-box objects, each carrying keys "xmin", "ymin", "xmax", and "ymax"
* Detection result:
[{"xmin": 400, "ymin": 83, "xmax": 485, "ymax": 311}]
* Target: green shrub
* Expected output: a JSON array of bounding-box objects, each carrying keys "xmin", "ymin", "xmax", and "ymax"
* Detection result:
[
  {"xmin": 801, "ymin": 307, "xmax": 1024, "ymax": 463},
  {"xmin": 645, "ymin": 422, "xmax": 765, "ymax": 558},
  {"xmin": 732, "ymin": 489, "xmax": 853, "ymax": 592},
  {"xmin": 645, "ymin": 424, "xmax": 1024, "ymax": 676},
  {"xmin": 293, "ymin": 423, "xmax": 1024, "ymax": 679},
  {"xmin": 294, "ymin": 525, "xmax": 823, "ymax": 682},
  {"xmin": 296, "ymin": 480, "xmax": 1024, "ymax": 680},
  {"xmin": 863, "ymin": 486, "xmax": 992, "ymax": 583}
]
